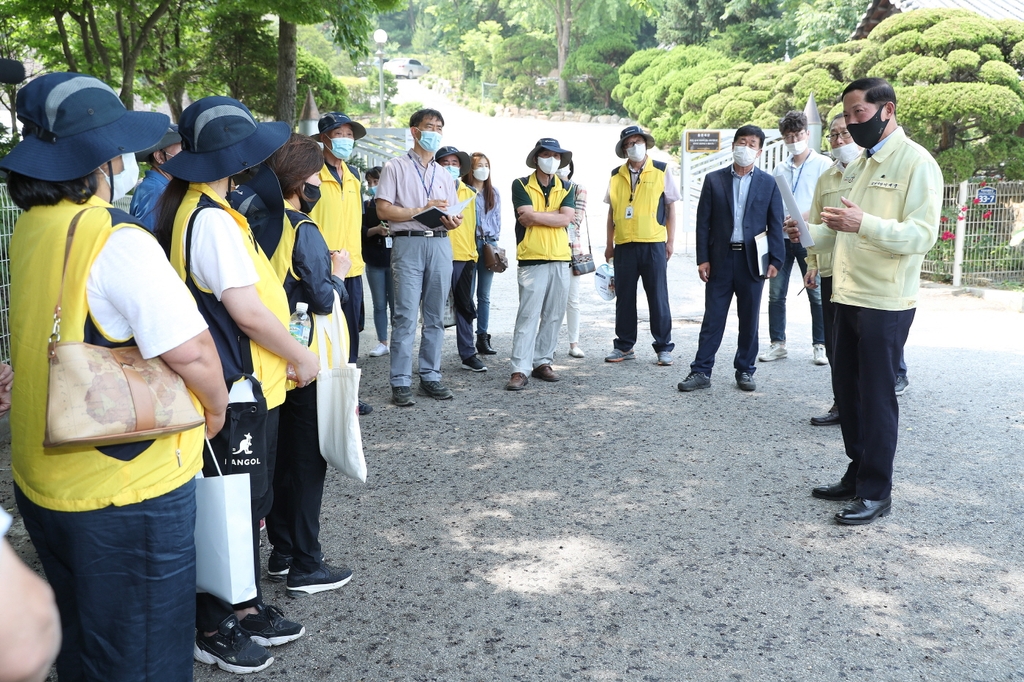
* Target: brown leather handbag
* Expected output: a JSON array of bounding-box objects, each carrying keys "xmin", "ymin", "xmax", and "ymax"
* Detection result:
[
  {"xmin": 43, "ymin": 211, "xmax": 205, "ymax": 448},
  {"xmin": 482, "ymin": 242, "xmax": 508, "ymax": 273}
]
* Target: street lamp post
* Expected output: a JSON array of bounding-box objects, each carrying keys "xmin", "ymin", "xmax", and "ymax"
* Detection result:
[{"xmin": 374, "ymin": 29, "xmax": 388, "ymax": 127}]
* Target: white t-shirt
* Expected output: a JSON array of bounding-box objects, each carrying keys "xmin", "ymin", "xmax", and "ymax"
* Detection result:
[
  {"xmin": 186, "ymin": 208, "xmax": 259, "ymax": 299},
  {"xmin": 86, "ymin": 228, "xmax": 208, "ymax": 360}
]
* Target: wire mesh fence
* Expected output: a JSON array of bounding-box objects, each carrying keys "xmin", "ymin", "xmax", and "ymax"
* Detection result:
[{"xmin": 922, "ymin": 181, "xmax": 1024, "ymax": 287}]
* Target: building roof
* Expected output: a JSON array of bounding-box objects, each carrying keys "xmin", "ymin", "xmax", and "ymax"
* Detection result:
[{"xmin": 852, "ymin": 0, "xmax": 1024, "ymax": 40}]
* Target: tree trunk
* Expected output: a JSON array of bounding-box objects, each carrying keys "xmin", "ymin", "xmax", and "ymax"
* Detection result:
[
  {"xmin": 276, "ymin": 19, "xmax": 298, "ymax": 128},
  {"xmin": 52, "ymin": 11, "xmax": 79, "ymax": 72},
  {"xmin": 555, "ymin": 10, "xmax": 569, "ymax": 105}
]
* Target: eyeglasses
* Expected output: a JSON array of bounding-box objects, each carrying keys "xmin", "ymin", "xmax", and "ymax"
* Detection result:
[{"xmin": 828, "ymin": 131, "xmax": 853, "ymax": 143}]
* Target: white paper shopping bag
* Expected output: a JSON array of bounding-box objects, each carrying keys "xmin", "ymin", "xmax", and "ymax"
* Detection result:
[{"xmin": 194, "ymin": 441, "xmax": 256, "ymax": 604}]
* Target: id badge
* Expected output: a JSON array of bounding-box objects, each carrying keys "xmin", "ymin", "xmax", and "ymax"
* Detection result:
[
  {"xmin": 385, "ymin": 236, "xmax": 393, "ymax": 249},
  {"xmin": 624, "ymin": 206, "xmax": 634, "ymax": 219}
]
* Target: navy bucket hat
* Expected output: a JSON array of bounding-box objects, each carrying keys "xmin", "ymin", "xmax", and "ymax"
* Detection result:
[
  {"xmin": 318, "ymin": 112, "xmax": 367, "ymax": 140},
  {"xmin": 434, "ymin": 146, "xmax": 470, "ymax": 174},
  {"xmin": 525, "ymin": 138, "xmax": 571, "ymax": 170},
  {"xmin": 135, "ymin": 124, "xmax": 181, "ymax": 162},
  {"xmin": 615, "ymin": 125, "xmax": 655, "ymax": 159},
  {"xmin": 0, "ymin": 72, "xmax": 169, "ymax": 182},
  {"xmin": 161, "ymin": 97, "xmax": 290, "ymax": 183}
]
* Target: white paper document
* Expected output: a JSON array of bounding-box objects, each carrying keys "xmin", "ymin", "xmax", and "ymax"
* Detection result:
[
  {"xmin": 773, "ymin": 175, "xmax": 814, "ymax": 247},
  {"xmin": 754, "ymin": 230, "xmax": 769, "ymax": 278}
]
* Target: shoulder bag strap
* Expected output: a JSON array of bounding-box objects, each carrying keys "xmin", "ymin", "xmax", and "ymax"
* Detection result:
[{"xmin": 48, "ymin": 209, "xmax": 93, "ymax": 359}]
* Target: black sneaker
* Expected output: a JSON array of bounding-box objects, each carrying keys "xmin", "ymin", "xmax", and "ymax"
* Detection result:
[
  {"xmin": 418, "ymin": 380, "xmax": 453, "ymax": 400},
  {"xmin": 461, "ymin": 355, "xmax": 487, "ymax": 372},
  {"xmin": 894, "ymin": 375, "xmax": 909, "ymax": 396},
  {"xmin": 735, "ymin": 371, "xmax": 756, "ymax": 391},
  {"xmin": 677, "ymin": 372, "xmax": 710, "ymax": 392},
  {"xmin": 287, "ymin": 563, "xmax": 353, "ymax": 597},
  {"xmin": 194, "ymin": 615, "xmax": 273, "ymax": 674},
  {"xmin": 392, "ymin": 386, "xmax": 416, "ymax": 407},
  {"xmin": 239, "ymin": 604, "xmax": 305, "ymax": 647},
  {"xmin": 267, "ymin": 550, "xmax": 291, "ymax": 582},
  {"xmin": 358, "ymin": 400, "xmax": 373, "ymax": 415}
]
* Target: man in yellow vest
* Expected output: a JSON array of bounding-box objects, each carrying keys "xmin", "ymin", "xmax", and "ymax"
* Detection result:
[
  {"xmin": 604, "ymin": 125, "xmax": 679, "ymax": 366},
  {"xmin": 311, "ymin": 112, "xmax": 371, "ymax": 414},
  {"xmin": 506, "ymin": 138, "xmax": 577, "ymax": 391}
]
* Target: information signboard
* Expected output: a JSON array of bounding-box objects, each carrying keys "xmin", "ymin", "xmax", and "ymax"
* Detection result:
[{"xmin": 685, "ymin": 131, "xmax": 722, "ymax": 153}]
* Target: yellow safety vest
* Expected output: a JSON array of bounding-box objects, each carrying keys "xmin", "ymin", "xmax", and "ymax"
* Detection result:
[
  {"xmin": 310, "ymin": 162, "xmax": 364, "ymax": 276},
  {"xmin": 515, "ymin": 173, "xmax": 572, "ymax": 262},
  {"xmin": 10, "ymin": 197, "xmax": 204, "ymax": 512},
  {"xmin": 609, "ymin": 157, "xmax": 669, "ymax": 244},
  {"xmin": 169, "ymin": 185, "xmax": 289, "ymax": 409},
  {"xmin": 450, "ymin": 181, "xmax": 478, "ymax": 262}
]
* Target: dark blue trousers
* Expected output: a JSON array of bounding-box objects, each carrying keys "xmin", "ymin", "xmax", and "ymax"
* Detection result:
[
  {"xmin": 613, "ymin": 242, "xmax": 674, "ymax": 353},
  {"xmin": 340, "ymin": 275, "xmax": 363, "ymax": 364},
  {"xmin": 16, "ymin": 479, "xmax": 197, "ymax": 682},
  {"xmin": 691, "ymin": 249, "xmax": 765, "ymax": 377},
  {"xmin": 832, "ymin": 303, "xmax": 914, "ymax": 501}
]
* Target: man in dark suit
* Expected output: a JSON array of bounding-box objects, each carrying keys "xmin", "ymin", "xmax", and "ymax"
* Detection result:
[{"xmin": 678, "ymin": 124, "xmax": 785, "ymax": 393}]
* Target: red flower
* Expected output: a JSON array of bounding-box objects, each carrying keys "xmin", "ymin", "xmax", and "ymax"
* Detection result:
[
  {"xmin": 941, "ymin": 230, "xmax": 955, "ymax": 241},
  {"xmin": 940, "ymin": 216, "xmax": 949, "ymax": 223},
  {"xmin": 983, "ymin": 210, "xmax": 993, "ymax": 220},
  {"xmin": 980, "ymin": 181, "xmax": 987, "ymax": 187},
  {"xmin": 973, "ymin": 197, "xmax": 981, "ymax": 204}
]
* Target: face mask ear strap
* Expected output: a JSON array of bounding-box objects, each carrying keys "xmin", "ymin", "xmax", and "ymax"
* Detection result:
[{"xmin": 105, "ymin": 160, "xmax": 115, "ymax": 198}]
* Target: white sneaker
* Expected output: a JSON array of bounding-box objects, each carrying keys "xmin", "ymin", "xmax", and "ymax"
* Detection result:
[
  {"xmin": 368, "ymin": 343, "xmax": 389, "ymax": 357},
  {"xmin": 568, "ymin": 346, "xmax": 585, "ymax": 358},
  {"xmin": 812, "ymin": 344, "xmax": 828, "ymax": 365},
  {"xmin": 758, "ymin": 342, "xmax": 787, "ymax": 362}
]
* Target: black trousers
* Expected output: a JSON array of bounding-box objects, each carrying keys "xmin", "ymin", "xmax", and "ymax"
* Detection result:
[
  {"xmin": 832, "ymin": 303, "xmax": 914, "ymax": 501},
  {"xmin": 340, "ymin": 275, "xmax": 364, "ymax": 364},
  {"xmin": 612, "ymin": 241, "xmax": 674, "ymax": 353},
  {"xmin": 691, "ymin": 249, "xmax": 764, "ymax": 377},
  {"xmin": 266, "ymin": 382, "xmax": 328, "ymax": 576},
  {"xmin": 196, "ymin": 407, "xmax": 279, "ymax": 632},
  {"xmin": 821, "ymin": 276, "xmax": 836, "ymax": 398}
]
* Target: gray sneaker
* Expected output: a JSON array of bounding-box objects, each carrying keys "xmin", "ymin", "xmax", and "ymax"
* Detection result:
[
  {"xmin": 605, "ymin": 348, "xmax": 635, "ymax": 363},
  {"xmin": 894, "ymin": 375, "xmax": 909, "ymax": 396},
  {"xmin": 678, "ymin": 372, "xmax": 710, "ymax": 392},
  {"xmin": 392, "ymin": 386, "xmax": 415, "ymax": 407},
  {"xmin": 656, "ymin": 351, "xmax": 673, "ymax": 366},
  {"xmin": 419, "ymin": 380, "xmax": 453, "ymax": 400}
]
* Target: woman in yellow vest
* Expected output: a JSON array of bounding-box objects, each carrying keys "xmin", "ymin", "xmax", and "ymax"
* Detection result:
[
  {"xmin": 0, "ymin": 73, "xmax": 228, "ymax": 681},
  {"xmin": 235, "ymin": 133, "xmax": 356, "ymax": 600},
  {"xmin": 435, "ymin": 146, "xmax": 487, "ymax": 372},
  {"xmin": 154, "ymin": 97, "xmax": 319, "ymax": 674}
]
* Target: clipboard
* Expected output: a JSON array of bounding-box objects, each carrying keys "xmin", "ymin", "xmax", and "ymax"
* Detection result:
[
  {"xmin": 773, "ymin": 174, "xmax": 814, "ymax": 247},
  {"xmin": 413, "ymin": 195, "xmax": 473, "ymax": 229}
]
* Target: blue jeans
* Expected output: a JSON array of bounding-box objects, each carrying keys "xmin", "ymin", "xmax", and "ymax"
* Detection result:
[
  {"xmin": 475, "ymin": 237, "xmax": 497, "ymax": 335},
  {"xmin": 364, "ymin": 263, "xmax": 394, "ymax": 344},
  {"xmin": 768, "ymin": 240, "xmax": 824, "ymax": 345},
  {"xmin": 17, "ymin": 479, "xmax": 197, "ymax": 682}
]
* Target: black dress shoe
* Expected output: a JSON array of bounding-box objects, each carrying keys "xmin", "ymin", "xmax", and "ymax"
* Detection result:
[
  {"xmin": 476, "ymin": 334, "xmax": 497, "ymax": 355},
  {"xmin": 811, "ymin": 481, "xmax": 856, "ymax": 501},
  {"xmin": 810, "ymin": 403, "xmax": 840, "ymax": 426},
  {"xmin": 835, "ymin": 497, "xmax": 891, "ymax": 525}
]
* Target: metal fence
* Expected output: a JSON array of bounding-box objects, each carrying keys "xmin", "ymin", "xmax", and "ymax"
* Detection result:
[{"xmin": 921, "ymin": 181, "xmax": 1024, "ymax": 287}]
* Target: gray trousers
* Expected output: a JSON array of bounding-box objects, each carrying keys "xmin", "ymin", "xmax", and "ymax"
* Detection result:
[
  {"xmin": 390, "ymin": 236, "xmax": 453, "ymax": 387},
  {"xmin": 510, "ymin": 262, "xmax": 570, "ymax": 375}
]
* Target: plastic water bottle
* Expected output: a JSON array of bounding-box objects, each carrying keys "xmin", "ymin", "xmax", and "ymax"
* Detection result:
[{"xmin": 289, "ymin": 302, "xmax": 311, "ymax": 346}]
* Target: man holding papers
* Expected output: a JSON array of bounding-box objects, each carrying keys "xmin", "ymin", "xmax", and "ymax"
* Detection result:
[
  {"xmin": 376, "ymin": 108, "xmax": 463, "ymax": 406},
  {"xmin": 506, "ymin": 138, "xmax": 576, "ymax": 391},
  {"xmin": 678, "ymin": 125, "xmax": 784, "ymax": 393}
]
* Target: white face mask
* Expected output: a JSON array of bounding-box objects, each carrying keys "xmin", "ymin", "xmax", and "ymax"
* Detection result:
[
  {"xmin": 832, "ymin": 142, "xmax": 862, "ymax": 165},
  {"xmin": 106, "ymin": 153, "xmax": 139, "ymax": 203},
  {"xmin": 784, "ymin": 139, "xmax": 808, "ymax": 156},
  {"xmin": 732, "ymin": 145, "xmax": 758, "ymax": 168},
  {"xmin": 473, "ymin": 167, "xmax": 490, "ymax": 182},
  {"xmin": 626, "ymin": 143, "xmax": 646, "ymax": 163},
  {"xmin": 556, "ymin": 167, "xmax": 571, "ymax": 181},
  {"xmin": 537, "ymin": 156, "xmax": 560, "ymax": 175}
]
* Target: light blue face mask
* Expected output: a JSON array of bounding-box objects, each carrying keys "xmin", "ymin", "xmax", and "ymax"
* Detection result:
[
  {"xmin": 418, "ymin": 130, "xmax": 442, "ymax": 153},
  {"xmin": 330, "ymin": 137, "xmax": 354, "ymax": 160},
  {"xmin": 445, "ymin": 165, "xmax": 461, "ymax": 180},
  {"xmin": 367, "ymin": 185, "xmax": 376, "ymax": 197}
]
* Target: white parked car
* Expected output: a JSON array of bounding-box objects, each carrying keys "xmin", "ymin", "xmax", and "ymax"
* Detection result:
[{"xmin": 384, "ymin": 58, "xmax": 430, "ymax": 79}]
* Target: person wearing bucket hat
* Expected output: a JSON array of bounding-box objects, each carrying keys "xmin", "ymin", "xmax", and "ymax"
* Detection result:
[
  {"xmin": 375, "ymin": 108, "xmax": 463, "ymax": 406},
  {"xmin": 436, "ymin": 145, "xmax": 487, "ymax": 373},
  {"xmin": 603, "ymin": 125, "xmax": 680, "ymax": 367},
  {"xmin": 310, "ymin": 112, "xmax": 369, "ymax": 384},
  {"xmin": 506, "ymin": 138, "xmax": 577, "ymax": 391},
  {"xmin": 555, "ymin": 161, "xmax": 588, "ymax": 359},
  {"xmin": 129, "ymin": 124, "xmax": 182, "ymax": 231},
  {"xmin": 154, "ymin": 96, "xmax": 319, "ymax": 674},
  {"xmin": 2, "ymin": 72, "xmax": 230, "ymax": 681}
]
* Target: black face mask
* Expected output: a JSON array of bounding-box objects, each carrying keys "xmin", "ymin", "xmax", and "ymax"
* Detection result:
[
  {"xmin": 299, "ymin": 182, "xmax": 321, "ymax": 213},
  {"xmin": 846, "ymin": 103, "xmax": 891, "ymax": 151}
]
